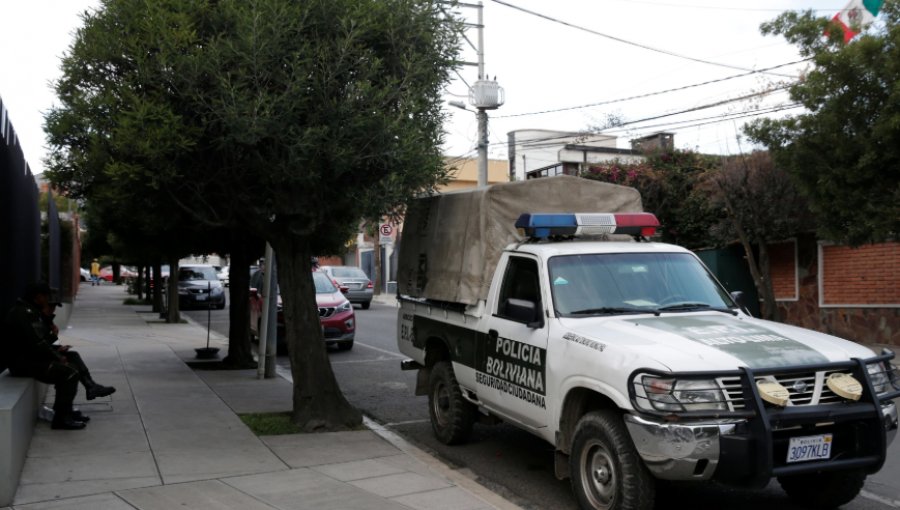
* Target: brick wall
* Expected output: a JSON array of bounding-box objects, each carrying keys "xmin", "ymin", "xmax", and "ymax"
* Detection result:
[
  {"xmin": 768, "ymin": 240, "xmax": 797, "ymax": 300},
  {"xmin": 775, "ymin": 234, "xmax": 899, "ymax": 347},
  {"xmin": 821, "ymin": 243, "xmax": 900, "ymax": 305}
]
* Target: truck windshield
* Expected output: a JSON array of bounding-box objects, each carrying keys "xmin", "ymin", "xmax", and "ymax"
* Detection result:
[{"xmin": 548, "ymin": 252, "xmax": 735, "ymax": 317}]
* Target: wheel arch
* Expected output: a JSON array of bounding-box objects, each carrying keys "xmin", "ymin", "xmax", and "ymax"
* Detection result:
[
  {"xmin": 557, "ymin": 386, "xmax": 623, "ymax": 455},
  {"xmin": 413, "ymin": 335, "xmax": 452, "ymax": 396}
]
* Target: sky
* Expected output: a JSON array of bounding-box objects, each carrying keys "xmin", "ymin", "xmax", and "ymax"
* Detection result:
[{"xmin": 0, "ymin": 0, "xmax": 854, "ymax": 174}]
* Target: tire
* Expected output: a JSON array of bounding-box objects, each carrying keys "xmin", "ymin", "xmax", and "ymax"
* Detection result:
[
  {"xmin": 338, "ymin": 340, "xmax": 353, "ymax": 351},
  {"xmin": 778, "ymin": 469, "xmax": 866, "ymax": 509},
  {"xmin": 428, "ymin": 361, "xmax": 476, "ymax": 445},
  {"xmin": 569, "ymin": 410, "xmax": 654, "ymax": 510},
  {"xmin": 215, "ymin": 300, "xmax": 226, "ymax": 310},
  {"xmin": 361, "ymin": 301, "xmax": 371, "ymax": 310}
]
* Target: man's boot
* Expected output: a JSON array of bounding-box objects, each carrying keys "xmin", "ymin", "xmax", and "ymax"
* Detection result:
[
  {"xmin": 71, "ymin": 409, "xmax": 91, "ymax": 422},
  {"xmin": 51, "ymin": 408, "xmax": 86, "ymax": 430},
  {"xmin": 81, "ymin": 375, "xmax": 116, "ymax": 400}
]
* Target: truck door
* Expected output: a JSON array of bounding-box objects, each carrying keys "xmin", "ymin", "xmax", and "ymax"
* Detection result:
[{"xmin": 480, "ymin": 255, "xmax": 549, "ymax": 429}]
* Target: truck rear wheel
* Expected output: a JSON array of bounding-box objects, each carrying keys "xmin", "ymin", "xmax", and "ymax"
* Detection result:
[
  {"xmin": 569, "ymin": 410, "xmax": 654, "ymax": 510},
  {"xmin": 777, "ymin": 469, "xmax": 866, "ymax": 509},
  {"xmin": 428, "ymin": 361, "xmax": 475, "ymax": 445}
]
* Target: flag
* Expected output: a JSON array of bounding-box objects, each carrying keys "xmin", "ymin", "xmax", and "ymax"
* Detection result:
[{"xmin": 831, "ymin": 0, "xmax": 883, "ymax": 43}]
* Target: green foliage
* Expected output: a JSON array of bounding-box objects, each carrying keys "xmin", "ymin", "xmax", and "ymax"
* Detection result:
[
  {"xmin": 745, "ymin": 3, "xmax": 900, "ymax": 245},
  {"xmin": 705, "ymin": 152, "xmax": 813, "ymax": 245},
  {"xmin": 581, "ymin": 149, "xmax": 721, "ymax": 249},
  {"xmin": 44, "ymin": 0, "xmax": 461, "ymax": 427}
]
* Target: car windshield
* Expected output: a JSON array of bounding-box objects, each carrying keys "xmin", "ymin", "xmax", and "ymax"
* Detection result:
[
  {"xmin": 549, "ymin": 252, "xmax": 734, "ymax": 317},
  {"xmin": 330, "ymin": 267, "xmax": 367, "ymax": 278},
  {"xmin": 178, "ymin": 267, "xmax": 218, "ymax": 281},
  {"xmin": 313, "ymin": 272, "xmax": 337, "ymax": 293}
]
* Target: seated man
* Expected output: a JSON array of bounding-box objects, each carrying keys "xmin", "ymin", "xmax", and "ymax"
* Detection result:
[{"xmin": 5, "ymin": 282, "xmax": 115, "ymax": 430}]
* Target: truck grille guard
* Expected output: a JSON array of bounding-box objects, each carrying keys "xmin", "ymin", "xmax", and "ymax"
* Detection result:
[{"xmin": 627, "ymin": 349, "xmax": 899, "ymax": 485}]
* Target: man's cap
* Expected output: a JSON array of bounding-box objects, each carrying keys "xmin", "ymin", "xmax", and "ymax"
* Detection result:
[{"xmin": 24, "ymin": 282, "xmax": 63, "ymax": 306}]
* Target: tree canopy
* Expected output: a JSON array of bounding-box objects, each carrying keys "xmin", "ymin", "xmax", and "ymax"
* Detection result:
[
  {"xmin": 45, "ymin": 0, "xmax": 461, "ymax": 430},
  {"xmin": 744, "ymin": 3, "xmax": 900, "ymax": 245}
]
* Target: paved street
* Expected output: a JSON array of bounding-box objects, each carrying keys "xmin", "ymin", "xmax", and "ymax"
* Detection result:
[{"xmin": 183, "ymin": 294, "xmax": 900, "ymax": 510}]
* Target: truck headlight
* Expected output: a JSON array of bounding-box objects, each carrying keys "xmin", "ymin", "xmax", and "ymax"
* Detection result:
[
  {"xmin": 868, "ymin": 362, "xmax": 891, "ymax": 395},
  {"xmin": 638, "ymin": 376, "xmax": 727, "ymax": 412}
]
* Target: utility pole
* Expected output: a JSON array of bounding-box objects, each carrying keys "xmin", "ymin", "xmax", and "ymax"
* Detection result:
[{"xmin": 451, "ymin": 2, "xmax": 504, "ymax": 188}]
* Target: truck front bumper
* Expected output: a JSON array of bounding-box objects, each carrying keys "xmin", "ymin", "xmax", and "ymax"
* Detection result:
[{"xmin": 624, "ymin": 400, "xmax": 898, "ymax": 482}]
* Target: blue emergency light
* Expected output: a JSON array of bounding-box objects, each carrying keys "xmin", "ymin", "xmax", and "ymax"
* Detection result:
[{"xmin": 515, "ymin": 213, "xmax": 659, "ymax": 239}]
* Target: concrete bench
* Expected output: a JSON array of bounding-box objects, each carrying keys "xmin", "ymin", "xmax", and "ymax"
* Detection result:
[{"xmin": 0, "ymin": 370, "xmax": 44, "ymax": 506}]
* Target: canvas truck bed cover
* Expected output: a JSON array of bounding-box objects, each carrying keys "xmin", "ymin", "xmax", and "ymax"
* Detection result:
[{"xmin": 396, "ymin": 175, "xmax": 643, "ymax": 305}]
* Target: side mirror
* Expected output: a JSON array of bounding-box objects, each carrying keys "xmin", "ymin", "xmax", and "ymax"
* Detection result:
[
  {"xmin": 730, "ymin": 291, "xmax": 751, "ymax": 316},
  {"xmin": 505, "ymin": 298, "xmax": 545, "ymax": 329}
]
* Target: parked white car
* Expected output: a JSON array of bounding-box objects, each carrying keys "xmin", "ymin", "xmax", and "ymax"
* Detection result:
[{"xmin": 217, "ymin": 266, "xmax": 230, "ymax": 287}]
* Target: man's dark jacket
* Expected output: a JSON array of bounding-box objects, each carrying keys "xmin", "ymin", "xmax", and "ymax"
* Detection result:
[{"xmin": 5, "ymin": 299, "xmax": 64, "ymax": 375}]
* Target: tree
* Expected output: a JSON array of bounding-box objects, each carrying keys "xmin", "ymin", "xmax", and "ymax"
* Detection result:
[
  {"xmin": 744, "ymin": 4, "xmax": 900, "ymax": 246},
  {"xmin": 703, "ymin": 151, "xmax": 813, "ymax": 321},
  {"xmin": 46, "ymin": 0, "xmax": 461, "ymax": 431},
  {"xmin": 581, "ymin": 149, "xmax": 721, "ymax": 249}
]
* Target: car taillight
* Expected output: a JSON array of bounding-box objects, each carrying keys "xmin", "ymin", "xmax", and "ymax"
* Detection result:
[{"xmin": 367, "ymin": 281, "xmax": 373, "ymax": 288}]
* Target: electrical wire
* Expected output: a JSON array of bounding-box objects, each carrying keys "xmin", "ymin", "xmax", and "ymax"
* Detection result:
[
  {"xmin": 497, "ymin": 85, "xmax": 791, "ymax": 150},
  {"xmin": 600, "ymin": 0, "xmax": 839, "ymax": 13},
  {"xmin": 494, "ymin": 59, "xmax": 808, "ymax": 119},
  {"xmin": 488, "ymin": 0, "xmax": 798, "ymax": 78}
]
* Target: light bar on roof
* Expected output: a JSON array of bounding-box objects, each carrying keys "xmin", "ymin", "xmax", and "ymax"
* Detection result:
[{"xmin": 515, "ymin": 213, "xmax": 659, "ymax": 239}]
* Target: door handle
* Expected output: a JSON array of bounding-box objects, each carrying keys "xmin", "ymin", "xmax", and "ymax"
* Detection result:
[{"xmin": 488, "ymin": 329, "xmax": 498, "ymax": 341}]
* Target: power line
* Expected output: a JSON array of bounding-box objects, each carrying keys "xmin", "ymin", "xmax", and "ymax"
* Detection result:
[
  {"xmin": 601, "ymin": 0, "xmax": 839, "ymax": 13},
  {"xmin": 606, "ymin": 102, "xmax": 802, "ymax": 135},
  {"xmin": 492, "ymin": 87, "xmax": 798, "ymax": 148},
  {"xmin": 488, "ymin": 0, "xmax": 798, "ymax": 78},
  {"xmin": 502, "ymin": 85, "xmax": 791, "ymax": 150},
  {"xmin": 494, "ymin": 59, "xmax": 808, "ymax": 119}
]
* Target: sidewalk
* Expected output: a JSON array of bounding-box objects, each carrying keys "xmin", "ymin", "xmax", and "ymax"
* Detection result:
[{"xmin": 6, "ymin": 284, "xmax": 520, "ymax": 510}]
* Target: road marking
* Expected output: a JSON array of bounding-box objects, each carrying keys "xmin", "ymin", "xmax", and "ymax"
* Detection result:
[
  {"xmin": 860, "ymin": 490, "xmax": 900, "ymax": 508},
  {"xmin": 331, "ymin": 357, "xmax": 399, "ymax": 365},
  {"xmin": 383, "ymin": 419, "xmax": 431, "ymax": 427},
  {"xmin": 354, "ymin": 341, "xmax": 406, "ymax": 358}
]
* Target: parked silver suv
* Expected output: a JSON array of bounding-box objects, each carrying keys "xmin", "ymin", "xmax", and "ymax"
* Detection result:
[{"xmin": 320, "ymin": 266, "xmax": 373, "ymax": 309}]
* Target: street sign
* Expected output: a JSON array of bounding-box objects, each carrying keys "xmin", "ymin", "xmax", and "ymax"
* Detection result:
[
  {"xmin": 379, "ymin": 235, "xmax": 392, "ymax": 245},
  {"xmin": 380, "ymin": 223, "xmax": 393, "ymax": 236}
]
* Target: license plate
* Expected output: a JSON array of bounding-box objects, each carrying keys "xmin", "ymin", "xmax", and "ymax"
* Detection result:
[
  {"xmin": 195, "ymin": 294, "xmax": 207, "ymax": 301},
  {"xmin": 786, "ymin": 434, "xmax": 832, "ymax": 463}
]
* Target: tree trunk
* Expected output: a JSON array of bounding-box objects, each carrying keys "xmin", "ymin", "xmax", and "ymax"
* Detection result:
[
  {"xmin": 730, "ymin": 218, "xmax": 778, "ymax": 321},
  {"xmin": 152, "ymin": 261, "xmax": 163, "ymax": 313},
  {"xmin": 273, "ymin": 237, "xmax": 362, "ymax": 431},
  {"xmin": 166, "ymin": 257, "xmax": 180, "ymax": 323},
  {"xmin": 756, "ymin": 243, "xmax": 781, "ymax": 322},
  {"xmin": 135, "ymin": 265, "xmax": 144, "ymax": 300},
  {"xmin": 223, "ymin": 240, "xmax": 256, "ymax": 368}
]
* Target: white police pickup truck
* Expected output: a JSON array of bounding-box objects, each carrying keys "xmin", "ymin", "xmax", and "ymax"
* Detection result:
[{"xmin": 395, "ymin": 178, "xmax": 899, "ymax": 510}]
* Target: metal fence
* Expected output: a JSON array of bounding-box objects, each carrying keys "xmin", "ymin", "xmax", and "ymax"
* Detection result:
[{"xmin": 1, "ymin": 95, "xmax": 42, "ymax": 314}]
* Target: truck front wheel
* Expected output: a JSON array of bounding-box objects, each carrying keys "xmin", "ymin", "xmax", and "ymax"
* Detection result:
[
  {"xmin": 777, "ymin": 469, "xmax": 866, "ymax": 509},
  {"xmin": 428, "ymin": 361, "xmax": 475, "ymax": 445},
  {"xmin": 569, "ymin": 410, "xmax": 654, "ymax": 510}
]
